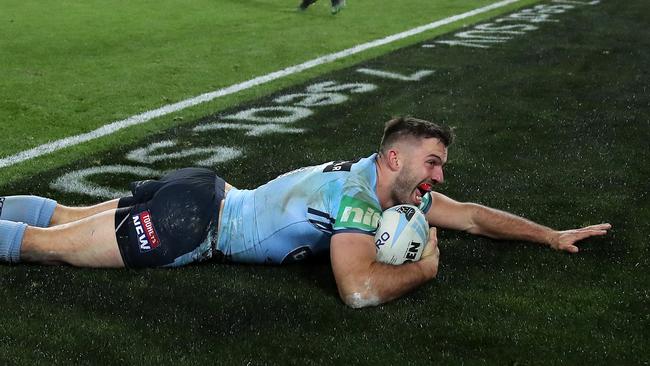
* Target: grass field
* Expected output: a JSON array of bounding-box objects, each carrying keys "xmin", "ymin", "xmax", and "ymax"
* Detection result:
[
  {"xmin": 0, "ymin": 0, "xmax": 539, "ymax": 184},
  {"xmin": 1, "ymin": 0, "xmax": 649, "ymax": 364}
]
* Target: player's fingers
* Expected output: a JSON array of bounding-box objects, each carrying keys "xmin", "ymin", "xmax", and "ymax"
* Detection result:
[
  {"xmin": 428, "ymin": 227, "xmax": 438, "ymax": 248},
  {"xmin": 581, "ymin": 223, "xmax": 612, "ymax": 231},
  {"xmin": 573, "ymin": 229, "xmax": 608, "ymax": 240},
  {"xmin": 561, "ymin": 244, "xmax": 579, "ymax": 253},
  {"xmin": 558, "ymin": 229, "xmax": 608, "ymax": 251},
  {"xmin": 420, "ymin": 228, "xmax": 437, "ymax": 259},
  {"xmin": 430, "ymin": 239, "xmax": 440, "ymax": 258}
]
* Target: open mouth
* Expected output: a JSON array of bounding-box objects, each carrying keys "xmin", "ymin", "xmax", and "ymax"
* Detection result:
[
  {"xmin": 418, "ymin": 183, "xmax": 433, "ymax": 194},
  {"xmin": 413, "ymin": 182, "xmax": 433, "ymax": 205}
]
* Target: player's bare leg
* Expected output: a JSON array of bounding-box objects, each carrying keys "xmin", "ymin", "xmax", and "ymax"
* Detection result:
[
  {"xmin": 1, "ymin": 179, "xmax": 235, "ymax": 266},
  {"xmin": 0, "ymin": 195, "xmax": 119, "ymax": 227},
  {"xmin": 49, "ymin": 199, "xmax": 121, "ymax": 226},
  {"xmin": 46, "ymin": 183, "xmax": 234, "ymax": 226},
  {"xmin": 20, "ymin": 209, "xmax": 124, "ymax": 267}
]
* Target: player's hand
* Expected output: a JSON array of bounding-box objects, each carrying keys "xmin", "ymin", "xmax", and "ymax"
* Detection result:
[
  {"xmin": 549, "ymin": 223, "xmax": 612, "ymax": 253},
  {"xmin": 419, "ymin": 227, "xmax": 440, "ymax": 279}
]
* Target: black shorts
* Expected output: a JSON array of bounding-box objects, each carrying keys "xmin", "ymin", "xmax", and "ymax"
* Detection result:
[{"xmin": 114, "ymin": 168, "xmax": 226, "ymax": 268}]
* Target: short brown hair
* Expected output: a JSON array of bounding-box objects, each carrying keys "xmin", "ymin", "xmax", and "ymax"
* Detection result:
[{"xmin": 379, "ymin": 117, "xmax": 454, "ymax": 153}]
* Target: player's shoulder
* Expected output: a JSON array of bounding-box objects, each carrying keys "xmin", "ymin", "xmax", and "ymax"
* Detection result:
[
  {"xmin": 329, "ymin": 155, "xmax": 381, "ymax": 234},
  {"xmin": 328, "ymin": 156, "xmax": 377, "ymax": 199},
  {"xmin": 319, "ymin": 154, "xmax": 375, "ymax": 175}
]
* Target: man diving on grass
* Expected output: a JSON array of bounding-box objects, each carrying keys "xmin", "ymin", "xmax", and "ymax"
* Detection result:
[{"xmin": 0, "ymin": 117, "xmax": 610, "ymax": 308}]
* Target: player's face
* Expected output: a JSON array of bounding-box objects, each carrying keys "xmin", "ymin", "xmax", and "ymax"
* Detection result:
[{"xmin": 392, "ymin": 137, "xmax": 447, "ymax": 206}]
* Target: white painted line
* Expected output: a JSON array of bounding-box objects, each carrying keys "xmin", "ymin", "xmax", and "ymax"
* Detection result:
[{"xmin": 0, "ymin": 0, "xmax": 523, "ymax": 170}]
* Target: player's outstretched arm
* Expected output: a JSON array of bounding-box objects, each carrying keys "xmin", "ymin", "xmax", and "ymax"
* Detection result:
[
  {"xmin": 330, "ymin": 228, "xmax": 439, "ymax": 308},
  {"xmin": 425, "ymin": 192, "xmax": 611, "ymax": 253}
]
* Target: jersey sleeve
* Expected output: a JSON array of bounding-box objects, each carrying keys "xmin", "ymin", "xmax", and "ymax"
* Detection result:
[{"xmin": 331, "ymin": 179, "xmax": 381, "ymax": 236}]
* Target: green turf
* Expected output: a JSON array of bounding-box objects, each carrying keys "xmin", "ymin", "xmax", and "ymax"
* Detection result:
[
  {"xmin": 0, "ymin": 0, "xmax": 541, "ymax": 184},
  {"xmin": 1, "ymin": 0, "xmax": 649, "ymax": 364}
]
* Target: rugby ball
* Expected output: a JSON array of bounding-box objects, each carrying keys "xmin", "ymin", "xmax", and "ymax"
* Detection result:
[{"xmin": 374, "ymin": 205, "xmax": 429, "ymax": 265}]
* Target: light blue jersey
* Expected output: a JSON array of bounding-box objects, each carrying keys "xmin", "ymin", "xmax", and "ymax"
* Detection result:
[{"xmin": 216, "ymin": 154, "xmax": 382, "ymax": 264}]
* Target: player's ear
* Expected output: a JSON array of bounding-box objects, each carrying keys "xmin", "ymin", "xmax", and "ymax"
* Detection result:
[{"xmin": 387, "ymin": 149, "xmax": 401, "ymax": 171}]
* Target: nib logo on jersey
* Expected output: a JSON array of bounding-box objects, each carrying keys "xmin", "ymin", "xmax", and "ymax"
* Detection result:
[{"xmin": 132, "ymin": 210, "xmax": 161, "ymax": 252}]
